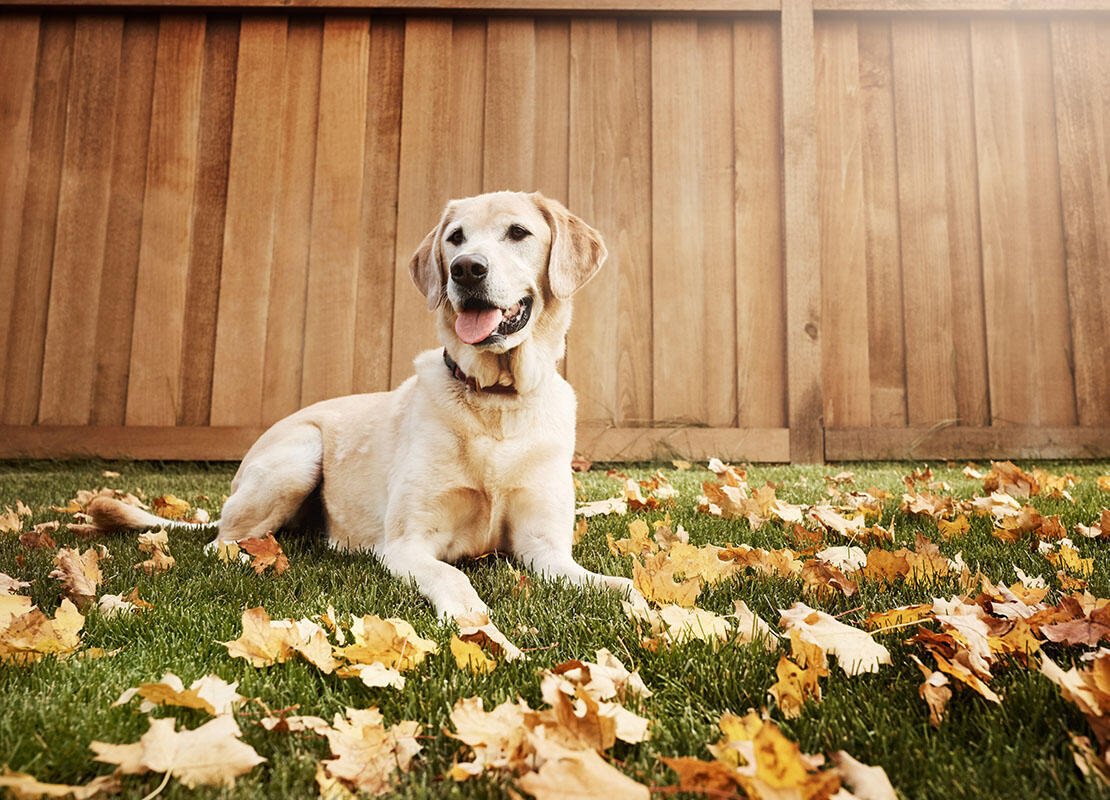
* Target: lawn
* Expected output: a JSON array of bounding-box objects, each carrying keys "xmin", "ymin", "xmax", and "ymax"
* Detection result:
[{"xmin": 1, "ymin": 459, "xmax": 1108, "ymax": 800}]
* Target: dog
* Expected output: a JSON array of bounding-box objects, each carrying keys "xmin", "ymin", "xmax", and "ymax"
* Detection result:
[{"xmin": 90, "ymin": 191, "xmax": 641, "ymax": 656}]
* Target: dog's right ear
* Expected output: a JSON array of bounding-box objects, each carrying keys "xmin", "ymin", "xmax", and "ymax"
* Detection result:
[{"xmin": 408, "ymin": 215, "xmax": 447, "ymax": 311}]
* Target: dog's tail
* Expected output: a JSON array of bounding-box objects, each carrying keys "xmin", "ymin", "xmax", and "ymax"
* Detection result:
[{"xmin": 86, "ymin": 496, "xmax": 220, "ymax": 533}]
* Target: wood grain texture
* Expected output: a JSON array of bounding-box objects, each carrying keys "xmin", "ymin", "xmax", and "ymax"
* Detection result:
[
  {"xmin": 733, "ymin": 18, "xmax": 786, "ymax": 430},
  {"xmin": 91, "ymin": 16, "xmax": 158, "ymax": 426},
  {"xmin": 972, "ymin": 18, "xmax": 1074, "ymax": 427},
  {"xmin": 0, "ymin": 14, "xmax": 40, "ymax": 401},
  {"xmin": 567, "ymin": 19, "xmax": 652, "ymax": 426},
  {"xmin": 1051, "ymin": 19, "xmax": 1110, "ymax": 426},
  {"xmin": 39, "ymin": 16, "xmax": 124, "ymax": 425},
  {"xmin": 0, "ymin": 0, "xmax": 784, "ymax": 9},
  {"xmin": 177, "ymin": 16, "xmax": 238, "ymax": 426},
  {"xmin": 699, "ymin": 19, "xmax": 737, "ymax": 428},
  {"xmin": 301, "ymin": 16, "xmax": 370, "ymax": 405},
  {"xmin": 483, "ymin": 17, "xmax": 535, "ymax": 191},
  {"xmin": 261, "ymin": 16, "xmax": 321, "ymax": 422},
  {"xmin": 891, "ymin": 18, "xmax": 959, "ymax": 426},
  {"xmin": 815, "ymin": 18, "xmax": 870, "ymax": 429},
  {"xmin": 2, "ymin": 16, "xmax": 74, "ymax": 425},
  {"xmin": 210, "ymin": 16, "xmax": 288, "ymax": 426},
  {"xmin": 390, "ymin": 17, "xmax": 486, "ymax": 386},
  {"xmin": 826, "ymin": 426, "xmax": 1110, "ymax": 461},
  {"xmin": 576, "ymin": 426, "xmax": 791, "ymax": 462},
  {"xmin": 532, "ymin": 18, "xmax": 570, "ymax": 202},
  {"xmin": 352, "ymin": 16, "xmax": 404, "ymax": 395},
  {"xmin": 781, "ymin": 0, "xmax": 824, "ymax": 462},
  {"xmin": 856, "ymin": 19, "xmax": 906, "ymax": 427},
  {"xmin": 125, "ymin": 15, "xmax": 206, "ymax": 425},
  {"xmin": 651, "ymin": 19, "xmax": 705, "ymax": 425}
]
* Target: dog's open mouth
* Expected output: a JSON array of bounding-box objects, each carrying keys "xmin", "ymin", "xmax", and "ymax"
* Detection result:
[{"xmin": 454, "ymin": 296, "xmax": 533, "ymax": 345}]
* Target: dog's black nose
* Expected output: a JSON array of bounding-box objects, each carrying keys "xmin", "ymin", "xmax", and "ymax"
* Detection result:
[{"xmin": 449, "ymin": 254, "xmax": 488, "ymax": 287}]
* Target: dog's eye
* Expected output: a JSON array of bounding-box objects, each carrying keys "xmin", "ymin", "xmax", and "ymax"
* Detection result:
[
  {"xmin": 446, "ymin": 228, "xmax": 465, "ymax": 246},
  {"xmin": 507, "ymin": 224, "xmax": 531, "ymax": 242}
]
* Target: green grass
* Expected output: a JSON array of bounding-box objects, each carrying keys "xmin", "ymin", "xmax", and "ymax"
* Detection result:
[{"xmin": 1, "ymin": 459, "xmax": 1109, "ymax": 800}]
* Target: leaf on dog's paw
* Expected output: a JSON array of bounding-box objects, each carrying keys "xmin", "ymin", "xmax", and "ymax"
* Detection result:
[
  {"xmin": 451, "ymin": 635, "xmax": 497, "ymax": 674},
  {"xmin": 238, "ymin": 533, "xmax": 289, "ymax": 576},
  {"xmin": 0, "ymin": 767, "xmax": 120, "ymax": 799},
  {"xmin": 91, "ymin": 715, "xmax": 265, "ymax": 789},
  {"xmin": 114, "ymin": 672, "xmax": 245, "ymax": 716},
  {"xmin": 49, "ymin": 545, "xmax": 107, "ymax": 609},
  {"xmin": 318, "ymin": 708, "xmax": 422, "ymax": 797}
]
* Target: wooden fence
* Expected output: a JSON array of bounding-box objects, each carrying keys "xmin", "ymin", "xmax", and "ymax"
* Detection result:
[{"xmin": 0, "ymin": 1, "xmax": 1107, "ymax": 463}]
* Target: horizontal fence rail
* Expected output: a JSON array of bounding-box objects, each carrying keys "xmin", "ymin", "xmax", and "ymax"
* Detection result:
[{"xmin": 0, "ymin": 1, "xmax": 1106, "ymax": 462}]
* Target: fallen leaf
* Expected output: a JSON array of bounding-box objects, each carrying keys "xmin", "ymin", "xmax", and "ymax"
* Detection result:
[
  {"xmin": 91, "ymin": 715, "xmax": 265, "ymax": 789},
  {"xmin": 575, "ymin": 498, "xmax": 628, "ymax": 518},
  {"xmin": 0, "ymin": 573, "xmax": 30, "ymax": 596},
  {"xmin": 114, "ymin": 672, "xmax": 245, "ymax": 716},
  {"xmin": 49, "ymin": 546, "xmax": 107, "ymax": 609},
  {"xmin": 336, "ymin": 615, "xmax": 438, "ymax": 673},
  {"xmin": 0, "ymin": 768, "xmax": 120, "ymax": 799},
  {"xmin": 451, "ymin": 635, "xmax": 496, "ymax": 674},
  {"xmin": 0, "ymin": 599, "xmax": 85, "ymax": 664},
  {"xmin": 517, "ymin": 745, "xmax": 650, "ymax": 800},
  {"xmin": 319, "ymin": 708, "xmax": 421, "ymax": 797},
  {"xmin": 911, "ymin": 656, "xmax": 952, "ymax": 727},
  {"xmin": 780, "ymin": 603, "xmax": 891, "ymax": 676},
  {"xmin": 632, "ymin": 552, "xmax": 701, "ymax": 608},
  {"xmin": 833, "ymin": 751, "xmax": 898, "ymax": 800},
  {"xmin": 238, "ymin": 533, "xmax": 290, "ymax": 576},
  {"xmin": 134, "ymin": 529, "xmax": 175, "ymax": 575},
  {"xmin": 152, "ymin": 494, "xmax": 192, "ymax": 520}
]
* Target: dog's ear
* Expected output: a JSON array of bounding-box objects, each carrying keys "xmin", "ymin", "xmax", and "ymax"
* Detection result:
[
  {"xmin": 534, "ymin": 193, "xmax": 607, "ymax": 300},
  {"xmin": 408, "ymin": 212, "xmax": 448, "ymax": 311}
]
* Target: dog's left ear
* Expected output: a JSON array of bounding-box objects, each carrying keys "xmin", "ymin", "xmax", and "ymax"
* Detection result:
[
  {"xmin": 533, "ymin": 193, "xmax": 607, "ymax": 300},
  {"xmin": 409, "ymin": 212, "xmax": 448, "ymax": 311}
]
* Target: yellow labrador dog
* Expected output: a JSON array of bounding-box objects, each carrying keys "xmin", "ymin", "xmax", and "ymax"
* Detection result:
[{"xmin": 90, "ymin": 191, "xmax": 639, "ymax": 656}]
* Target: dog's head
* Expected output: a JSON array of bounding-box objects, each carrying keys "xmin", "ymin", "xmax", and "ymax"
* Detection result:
[{"xmin": 409, "ymin": 191, "xmax": 606, "ymax": 357}]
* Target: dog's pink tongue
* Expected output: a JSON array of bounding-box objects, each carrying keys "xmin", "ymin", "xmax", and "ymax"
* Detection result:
[{"xmin": 455, "ymin": 308, "xmax": 502, "ymax": 344}]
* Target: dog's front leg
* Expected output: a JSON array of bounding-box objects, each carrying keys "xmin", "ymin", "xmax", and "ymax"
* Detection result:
[{"xmin": 372, "ymin": 540, "xmax": 524, "ymax": 660}]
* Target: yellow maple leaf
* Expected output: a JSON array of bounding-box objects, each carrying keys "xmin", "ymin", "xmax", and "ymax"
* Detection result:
[
  {"xmin": 319, "ymin": 708, "xmax": 422, "ymax": 797},
  {"xmin": 0, "ymin": 598, "xmax": 84, "ymax": 664},
  {"xmin": 632, "ymin": 552, "xmax": 701, "ymax": 607},
  {"xmin": 114, "ymin": 672, "xmax": 245, "ymax": 716},
  {"xmin": 152, "ymin": 494, "xmax": 192, "ymax": 520},
  {"xmin": 337, "ymin": 615, "xmax": 438, "ymax": 672},
  {"xmin": 451, "ymin": 635, "xmax": 496, "ymax": 674},
  {"xmin": 0, "ymin": 768, "xmax": 119, "ymax": 799},
  {"xmin": 49, "ymin": 546, "xmax": 107, "ymax": 609}
]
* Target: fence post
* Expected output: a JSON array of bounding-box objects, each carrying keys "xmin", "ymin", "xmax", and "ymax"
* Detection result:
[{"xmin": 780, "ymin": 0, "xmax": 824, "ymax": 463}]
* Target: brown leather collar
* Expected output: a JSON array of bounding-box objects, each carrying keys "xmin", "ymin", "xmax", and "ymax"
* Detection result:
[{"xmin": 443, "ymin": 349, "xmax": 517, "ymax": 395}]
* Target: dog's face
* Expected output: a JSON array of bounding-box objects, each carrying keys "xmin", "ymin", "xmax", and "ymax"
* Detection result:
[{"xmin": 409, "ymin": 191, "xmax": 606, "ymax": 354}]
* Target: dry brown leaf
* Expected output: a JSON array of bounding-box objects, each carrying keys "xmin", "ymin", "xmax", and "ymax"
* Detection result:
[
  {"xmin": 91, "ymin": 715, "xmax": 265, "ymax": 789},
  {"xmin": 134, "ymin": 529, "xmax": 175, "ymax": 575},
  {"xmin": 20, "ymin": 521, "xmax": 60, "ymax": 550},
  {"xmin": 608, "ymin": 519, "xmax": 657, "ymax": 558},
  {"xmin": 238, "ymin": 533, "xmax": 290, "ymax": 576},
  {"xmin": 152, "ymin": 494, "xmax": 191, "ymax": 520},
  {"xmin": 780, "ymin": 603, "xmax": 891, "ymax": 676},
  {"xmin": 49, "ymin": 546, "xmax": 107, "ymax": 609},
  {"xmin": 937, "ymin": 514, "xmax": 970, "ymax": 540},
  {"xmin": 451, "ymin": 635, "xmax": 496, "ymax": 674},
  {"xmin": 0, "ymin": 599, "xmax": 85, "ymax": 664},
  {"xmin": 911, "ymin": 655, "xmax": 953, "ymax": 727},
  {"xmin": 983, "ymin": 460, "xmax": 1040, "ymax": 498},
  {"xmin": 319, "ymin": 708, "xmax": 421, "ymax": 797},
  {"xmin": 113, "ymin": 672, "xmax": 245, "ymax": 716},
  {"xmin": 662, "ymin": 757, "xmax": 740, "ymax": 794},
  {"xmin": 0, "ymin": 768, "xmax": 120, "ymax": 799},
  {"xmin": 864, "ymin": 604, "xmax": 934, "ymax": 632},
  {"xmin": 801, "ymin": 559, "xmax": 858, "ymax": 600},
  {"xmin": 336, "ymin": 614, "xmax": 437, "ymax": 672},
  {"xmin": 632, "ymin": 552, "xmax": 701, "ymax": 608},
  {"xmin": 516, "ymin": 746, "xmax": 649, "ymax": 800}
]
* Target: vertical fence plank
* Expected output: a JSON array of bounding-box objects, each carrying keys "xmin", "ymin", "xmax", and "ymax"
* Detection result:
[
  {"xmin": 352, "ymin": 16, "xmax": 404, "ymax": 396},
  {"xmin": 125, "ymin": 15, "xmax": 206, "ymax": 426},
  {"xmin": 39, "ymin": 17, "xmax": 124, "ymax": 425},
  {"xmin": 210, "ymin": 17, "xmax": 288, "ymax": 426},
  {"xmin": 0, "ymin": 14, "xmax": 41, "ymax": 402},
  {"xmin": 781, "ymin": 0, "xmax": 824, "ymax": 461},
  {"xmin": 856, "ymin": 19, "xmax": 906, "ymax": 428},
  {"xmin": 483, "ymin": 17, "xmax": 535, "ymax": 192},
  {"xmin": 891, "ymin": 19, "xmax": 959, "ymax": 426},
  {"xmin": 91, "ymin": 16, "xmax": 157, "ymax": 426},
  {"xmin": 815, "ymin": 18, "xmax": 871, "ymax": 429},
  {"xmin": 176, "ymin": 16, "xmax": 238, "ymax": 426},
  {"xmin": 2, "ymin": 17, "xmax": 74, "ymax": 425},
  {"xmin": 261, "ymin": 17, "xmax": 321, "ymax": 422},
  {"xmin": 734, "ymin": 18, "xmax": 786, "ymax": 430},
  {"xmin": 972, "ymin": 18, "xmax": 1074, "ymax": 427},
  {"xmin": 390, "ymin": 17, "xmax": 486, "ymax": 387},
  {"xmin": 699, "ymin": 20, "xmax": 738, "ymax": 428},
  {"xmin": 1052, "ymin": 19, "xmax": 1110, "ymax": 427},
  {"xmin": 567, "ymin": 19, "xmax": 653, "ymax": 426},
  {"xmin": 301, "ymin": 16, "xmax": 370, "ymax": 406},
  {"xmin": 651, "ymin": 19, "xmax": 705, "ymax": 425},
  {"xmin": 533, "ymin": 18, "xmax": 570, "ymax": 202}
]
